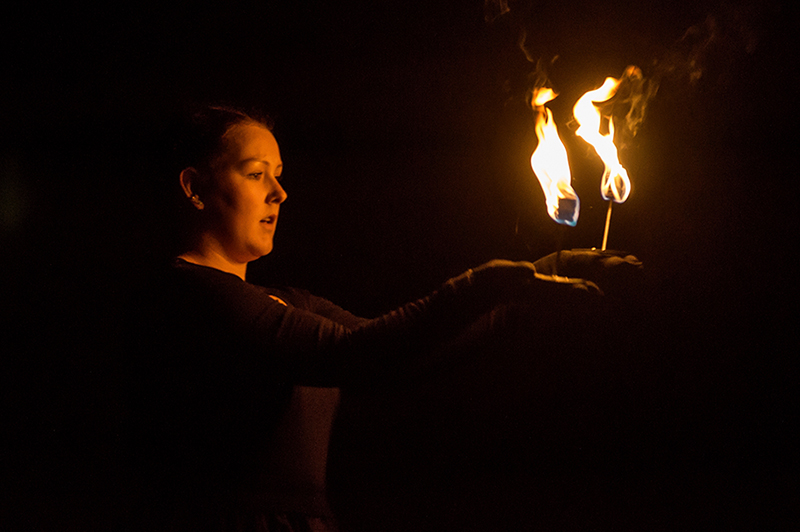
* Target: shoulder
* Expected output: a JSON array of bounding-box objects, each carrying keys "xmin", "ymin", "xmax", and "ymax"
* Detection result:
[
  {"xmin": 166, "ymin": 259, "xmax": 283, "ymax": 321},
  {"xmin": 258, "ymin": 286, "xmax": 318, "ymax": 310}
]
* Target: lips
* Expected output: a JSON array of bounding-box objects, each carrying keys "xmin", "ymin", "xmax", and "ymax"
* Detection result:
[{"xmin": 260, "ymin": 214, "xmax": 277, "ymax": 224}]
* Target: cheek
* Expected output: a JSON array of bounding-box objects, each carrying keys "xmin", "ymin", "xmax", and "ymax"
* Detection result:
[
  {"xmin": 208, "ymin": 175, "xmax": 264, "ymax": 230},
  {"xmin": 228, "ymin": 190, "xmax": 267, "ymax": 236},
  {"xmin": 213, "ymin": 184, "xmax": 254, "ymax": 218},
  {"xmin": 238, "ymin": 189, "xmax": 264, "ymax": 219}
]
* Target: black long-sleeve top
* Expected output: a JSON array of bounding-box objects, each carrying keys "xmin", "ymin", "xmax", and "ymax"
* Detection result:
[
  {"xmin": 130, "ymin": 258, "xmax": 496, "ymax": 521},
  {"xmin": 158, "ymin": 259, "xmax": 493, "ymax": 386}
]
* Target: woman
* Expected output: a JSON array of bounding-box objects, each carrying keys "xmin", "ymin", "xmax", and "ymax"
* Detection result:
[{"xmin": 130, "ymin": 106, "xmax": 629, "ymax": 532}]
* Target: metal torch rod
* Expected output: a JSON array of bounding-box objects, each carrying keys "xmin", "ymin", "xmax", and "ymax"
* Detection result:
[{"xmin": 601, "ymin": 200, "xmax": 613, "ymax": 251}]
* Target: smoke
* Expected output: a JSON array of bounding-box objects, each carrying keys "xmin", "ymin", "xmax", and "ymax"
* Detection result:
[
  {"xmin": 615, "ymin": 2, "xmax": 767, "ymax": 143},
  {"xmin": 517, "ymin": 28, "xmax": 537, "ymax": 64},
  {"xmin": 653, "ymin": 2, "xmax": 764, "ymax": 86},
  {"xmin": 668, "ymin": 16, "xmax": 720, "ymax": 84},
  {"xmin": 591, "ymin": 66, "xmax": 659, "ymax": 149},
  {"xmin": 519, "ymin": 56, "xmax": 656, "ymax": 150},
  {"xmin": 607, "ymin": 2, "xmax": 767, "ymax": 145},
  {"xmin": 493, "ymin": 1, "xmax": 769, "ymax": 146},
  {"xmin": 484, "ymin": 0, "xmax": 510, "ymax": 23},
  {"xmin": 525, "ymin": 56, "xmax": 559, "ymax": 108}
]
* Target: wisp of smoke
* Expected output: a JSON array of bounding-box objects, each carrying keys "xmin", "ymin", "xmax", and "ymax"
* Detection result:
[
  {"xmin": 497, "ymin": 1, "xmax": 767, "ymax": 148},
  {"xmin": 484, "ymin": 0, "xmax": 510, "ymax": 23}
]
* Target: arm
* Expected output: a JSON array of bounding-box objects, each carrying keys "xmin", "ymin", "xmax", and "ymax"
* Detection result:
[
  {"xmin": 170, "ymin": 260, "xmax": 597, "ymax": 387},
  {"xmin": 261, "ymin": 286, "xmax": 369, "ymax": 329}
]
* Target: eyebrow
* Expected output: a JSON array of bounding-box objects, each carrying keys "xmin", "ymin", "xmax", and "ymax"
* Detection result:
[{"xmin": 240, "ymin": 158, "xmax": 283, "ymax": 170}]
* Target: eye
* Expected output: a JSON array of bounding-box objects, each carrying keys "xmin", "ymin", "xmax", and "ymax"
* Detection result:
[{"xmin": 248, "ymin": 172, "xmax": 263, "ymax": 179}]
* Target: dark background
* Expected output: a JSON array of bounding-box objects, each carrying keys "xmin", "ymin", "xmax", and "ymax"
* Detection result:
[{"xmin": 2, "ymin": 0, "xmax": 796, "ymax": 529}]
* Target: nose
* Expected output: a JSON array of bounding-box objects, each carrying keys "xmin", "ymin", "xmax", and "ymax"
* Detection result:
[{"xmin": 265, "ymin": 175, "xmax": 287, "ymax": 205}]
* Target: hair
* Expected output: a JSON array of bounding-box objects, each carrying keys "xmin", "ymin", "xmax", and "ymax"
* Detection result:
[{"xmin": 171, "ymin": 105, "xmax": 273, "ymax": 176}]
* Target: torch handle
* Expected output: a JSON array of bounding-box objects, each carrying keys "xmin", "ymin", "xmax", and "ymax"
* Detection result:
[{"xmin": 601, "ymin": 200, "xmax": 613, "ymax": 251}]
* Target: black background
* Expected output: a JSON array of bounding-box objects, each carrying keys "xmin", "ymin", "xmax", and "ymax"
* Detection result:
[{"xmin": 2, "ymin": 0, "xmax": 796, "ymax": 529}]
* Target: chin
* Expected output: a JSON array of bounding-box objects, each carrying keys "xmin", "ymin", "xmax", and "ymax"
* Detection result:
[{"xmin": 252, "ymin": 243, "xmax": 274, "ymax": 259}]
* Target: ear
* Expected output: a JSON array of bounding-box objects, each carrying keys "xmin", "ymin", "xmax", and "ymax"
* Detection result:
[
  {"xmin": 180, "ymin": 167, "xmax": 206, "ymax": 210},
  {"xmin": 179, "ymin": 167, "xmax": 200, "ymax": 199}
]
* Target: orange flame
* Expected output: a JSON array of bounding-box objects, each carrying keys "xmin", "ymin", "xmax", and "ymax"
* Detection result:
[
  {"xmin": 573, "ymin": 76, "xmax": 631, "ymax": 203},
  {"xmin": 530, "ymin": 88, "xmax": 579, "ymax": 226}
]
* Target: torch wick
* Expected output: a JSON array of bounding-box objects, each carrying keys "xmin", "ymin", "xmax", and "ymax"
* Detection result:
[{"xmin": 601, "ymin": 200, "xmax": 613, "ymax": 251}]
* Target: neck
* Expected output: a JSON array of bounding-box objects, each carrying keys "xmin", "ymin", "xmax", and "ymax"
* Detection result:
[{"xmin": 178, "ymin": 239, "xmax": 248, "ymax": 280}]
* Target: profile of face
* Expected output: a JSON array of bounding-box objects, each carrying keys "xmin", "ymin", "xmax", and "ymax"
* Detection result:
[{"xmin": 186, "ymin": 123, "xmax": 287, "ymax": 265}]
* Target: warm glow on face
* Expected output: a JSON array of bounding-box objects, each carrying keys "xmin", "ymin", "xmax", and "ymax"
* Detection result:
[
  {"xmin": 205, "ymin": 124, "xmax": 287, "ymax": 264},
  {"xmin": 530, "ymin": 88, "xmax": 579, "ymax": 226},
  {"xmin": 573, "ymin": 76, "xmax": 631, "ymax": 203}
]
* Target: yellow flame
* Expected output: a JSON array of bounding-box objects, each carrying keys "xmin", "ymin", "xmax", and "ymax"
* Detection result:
[
  {"xmin": 530, "ymin": 88, "xmax": 579, "ymax": 226},
  {"xmin": 573, "ymin": 77, "xmax": 631, "ymax": 203}
]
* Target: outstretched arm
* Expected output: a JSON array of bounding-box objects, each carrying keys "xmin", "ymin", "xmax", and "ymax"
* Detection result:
[{"xmin": 169, "ymin": 260, "xmax": 600, "ymax": 387}]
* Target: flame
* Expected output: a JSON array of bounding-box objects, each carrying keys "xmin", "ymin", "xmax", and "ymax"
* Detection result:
[
  {"xmin": 530, "ymin": 88, "xmax": 579, "ymax": 226},
  {"xmin": 573, "ymin": 75, "xmax": 631, "ymax": 203}
]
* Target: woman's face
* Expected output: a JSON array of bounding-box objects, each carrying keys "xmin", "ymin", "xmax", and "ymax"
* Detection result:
[{"xmin": 203, "ymin": 123, "xmax": 287, "ymax": 264}]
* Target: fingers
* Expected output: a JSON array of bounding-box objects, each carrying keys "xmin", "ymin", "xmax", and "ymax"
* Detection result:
[
  {"xmin": 601, "ymin": 253, "xmax": 642, "ymax": 267},
  {"xmin": 534, "ymin": 273, "xmax": 604, "ymax": 296},
  {"xmin": 575, "ymin": 279, "xmax": 603, "ymax": 295},
  {"xmin": 469, "ymin": 259, "xmax": 607, "ymax": 304}
]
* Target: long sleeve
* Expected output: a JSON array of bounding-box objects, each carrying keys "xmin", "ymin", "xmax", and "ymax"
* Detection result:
[
  {"xmin": 163, "ymin": 260, "xmax": 492, "ymax": 387},
  {"xmin": 128, "ymin": 260, "xmax": 517, "ymax": 528},
  {"xmin": 261, "ymin": 286, "xmax": 369, "ymax": 329}
]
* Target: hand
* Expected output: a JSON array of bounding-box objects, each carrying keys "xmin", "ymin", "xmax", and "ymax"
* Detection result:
[
  {"xmin": 533, "ymin": 249, "xmax": 642, "ymax": 295},
  {"xmin": 454, "ymin": 259, "xmax": 602, "ymax": 303}
]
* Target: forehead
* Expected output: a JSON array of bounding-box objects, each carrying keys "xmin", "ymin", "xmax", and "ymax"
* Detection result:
[{"xmin": 224, "ymin": 123, "xmax": 281, "ymax": 165}]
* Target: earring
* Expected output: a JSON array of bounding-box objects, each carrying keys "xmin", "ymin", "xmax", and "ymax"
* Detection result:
[{"xmin": 190, "ymin": 194, "xmax": 204, "ymax": 209}]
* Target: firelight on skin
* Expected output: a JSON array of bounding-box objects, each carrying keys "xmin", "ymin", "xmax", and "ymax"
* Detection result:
[{"xmin": 179, "ymin": 123, "xmax": 287, "ymax": 280}]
